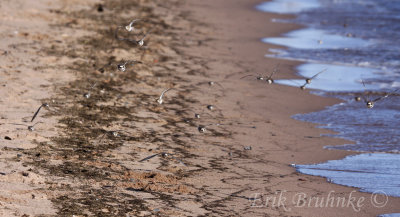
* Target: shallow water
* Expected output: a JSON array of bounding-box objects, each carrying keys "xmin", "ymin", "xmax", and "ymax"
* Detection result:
[
  {"xmin": 263, "ymin": 28, "xmax": 370, "ymax": 50},
  {"xmin": 256, "ymin": 0, "xmax": 320, "ymax": 14},
  {"xmin": 257, "ymin": 0, "xmax": 400, "ymax": 199},
  {"xmin": 296, "ymin": 153, "xmax": 400, "ymax": 197},
  {"xmin": 274, "ymin": 63, "xmax": 381, "ymax": 92},
  {"xmin": 379, "ymin": 214, "xmax": 400, "ymax": 217}
]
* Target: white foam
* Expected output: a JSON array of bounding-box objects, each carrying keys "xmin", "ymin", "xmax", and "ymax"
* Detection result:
[
  {"xmin": 262, "ymin": 28, "xmax": 370, "ymax": 50},
  {"xmin": 297, "ymin": 153, "xmax": 400, "ymax": 197},
  {"xmin": 256, "ymin": 0, "xmax": 320, "ymax": 14}
]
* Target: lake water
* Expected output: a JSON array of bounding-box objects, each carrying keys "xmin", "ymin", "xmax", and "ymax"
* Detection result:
[{"xmin": 257, "ymin": 0, "xmax": 400, "ymax": 214}]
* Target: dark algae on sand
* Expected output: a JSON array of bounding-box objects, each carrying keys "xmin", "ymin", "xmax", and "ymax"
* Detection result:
[{"xmin": 17, "ymin": 0, "xmax": 227, "ymax": 216}]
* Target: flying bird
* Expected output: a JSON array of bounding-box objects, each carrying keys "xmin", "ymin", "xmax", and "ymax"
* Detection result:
[
  {"xmin": 125, "ymin": 19, "xmax": 141, "ymax": 32},
  {"xmin": 31, "ymin": 103, "xmax": 49, "ymax": 122},
  {"xmin": 136, "ymin": 29, "xmax": 152, "ymax": 46},
  {"xmin": 265, "ymin": 64, "xmax": 280, "ymax": 84},
  {"xmin": 297, "ymin": 68, "xmax": 327, "ymax": 90},
  {"xmin": 240, "ymin": 73, "xmax": 265, "ymax": 81},
  {"xmin": 360, "ymin": 80, "xmax": 399, "ymax": 108},
  {"xmin": 138, "ymin": 152, "xmax": 186, "ymax": 166},
  {"xmin": 198, "ymin": 81, "xmax": 224, "ymax": 90},
  {"xmin": 117, "ymin": 60, "xmax": 143, "ymax": 72},
  {"xmin": 11, "ymin": 121, "xmax": 43, "ymax": 131},
  {"xmin": 83, "ymin": 82, "xmax": 97, "ymax": 99},
  {"xmin": 157, "ymin": 88, "xmax": 173, "ymax": 105}
]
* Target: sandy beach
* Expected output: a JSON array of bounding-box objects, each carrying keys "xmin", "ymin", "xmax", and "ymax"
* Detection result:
[{"xmin": 0, "ymin": 0, "xmax": 399, "ymax": 216}]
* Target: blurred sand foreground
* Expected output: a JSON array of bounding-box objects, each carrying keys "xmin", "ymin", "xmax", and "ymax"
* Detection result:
[{"xmin": 0, "ymin": 0, "xmax": 399, "ymax": 216}]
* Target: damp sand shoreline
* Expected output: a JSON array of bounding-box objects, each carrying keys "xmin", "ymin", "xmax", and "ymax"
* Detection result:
[
  {"xmin": 0, "ymin": 0, "xmax": 399, "ymax": 216},
  {"xmin": 180, "ymin": 0, "xmax": 400, "ymax": 216}
]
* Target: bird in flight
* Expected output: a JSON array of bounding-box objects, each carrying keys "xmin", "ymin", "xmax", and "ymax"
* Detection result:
[
  {"xmin": 299, "ymin": 68, "xmax": 327, "ymax": 90},
  {"xmin": 117, "ymin": 60, "xmax": 143, "ymax": 72},
  {"xmin": 31, "ymin": 103, "xmax": 49, "ymax": 122},
  {"xmin": 265, "ymin": 64, "xmax": 280, "ymax": 84},
  {"xmin": 138, "ymin": 152, "xmax": 186, "ymax": 166},
  {"xmin": 83, "ymin": 82, "xmax": 97, "ymax": 99},
  {"xmin": 360, "ymin": 80, "xmax": 399, "ymax": 108},
  {"xmin": 125, "ymin": 19, "xmax": 141, "ymax": 32},
  {"xmin": 157, "ymin": 88, "xmax": 173, "ymax": 105}
]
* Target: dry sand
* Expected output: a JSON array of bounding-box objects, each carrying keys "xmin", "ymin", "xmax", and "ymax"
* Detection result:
[{"xmin": 0, "ymin": 0, "xmax": 399, "ymax": 216}]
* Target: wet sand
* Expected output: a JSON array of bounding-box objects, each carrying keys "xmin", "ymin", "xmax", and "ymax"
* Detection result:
[{"xmin": 0, "ymin": 0, "xmax": 399, "ymax": 216}]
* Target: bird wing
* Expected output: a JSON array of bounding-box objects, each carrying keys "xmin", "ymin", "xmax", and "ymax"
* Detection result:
[
  {"xmin": 115, "ymin": 27, "xmax": 138, "ymax": 44},
  {"xmin": 215, "ymin": 82, "xmax": 224, "ymax": 89},
  {"xmin": 361, "ymin": 80, "xmax": 371, "ymax": 102},
  {"xmin": 128, "ymin": 60, "xmax": 143, "ymax": 65},
  {"xmin": 240, "ymin": 74, "xmax": 254, "ymax": 79},
  {"xmin": 140, "ymin": 29, "xmax": 153, "ymax": 40},
  {"xmin": 128, "ymin": 19, "xmax": 141, "ymax": 26},
  {"xmin": 160, "ymin": 88, "xmax": 172, "ymax": 98},
  {"xmin": 139, "ymin": 153, "xmax": 159, "ymax": 162},
  {"xmin": 31, "ymin": 104, "xmax": 44, "ymax": 122},
  {"xmin": 372, "ymin": 89, "xmax": 399, "ymax": 102},
  {"xmin": 114, "ymin": 26, "xmax": 126, "ymax": 41},
  {"xmin": 97, "ymin": 132, "xmax": 107, "ymax": 144},
  {"xmin": 32, "ymin": 121, "xmax": 44, "ymax": 127},
  {"xmin": 267, "ymin": 64, "xmax": 280, "ymax": 79},
  {"xmin": 90, "ymin": 82, "xmax": 97, "ymax": 90},
  {"xmin": 10, "ymin": 123, "xmax": 27, "ymax": 126},
  {"xmin": 310, "ymin": 68, "xmax": 327, "ymax": 80},
  {"xmin": 170, "ymin": 156, "xmax": 187, "ymax": 166}
]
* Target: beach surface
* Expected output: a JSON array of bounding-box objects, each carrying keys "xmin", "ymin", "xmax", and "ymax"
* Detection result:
[{"xmin": 0, "ymin": 0, "xmax": 399, "ymax": 216}]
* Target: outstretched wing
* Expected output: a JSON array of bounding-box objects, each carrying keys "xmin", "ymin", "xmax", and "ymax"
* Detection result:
[
  {"xmin": 140, "ymin": 28, "xmax": 153, "ymax": 40},
  {"xmin": 214, "ymin": 82, "xmax": 224, "ymax": 89},
  {"xmin": 160, "ymin": 88, "xmax": 172, "ymax": 99},
  {"xmin": 115, "ymin": 26, "xmax": 139, "ymax": 44},
  {"xmin": 361, "ymin": 80, "xmax": 371, "ymax": 102},
  {"xmin": 240, "ymin": 74, "xmax": 254, "ymax": 79},
  {"xmin": 128, "ymin": 19, "xmax": 141, "ymax": 27},
  {"xmin": 31, "ymin": 104, "xmax": 44, "ymax": 122},
  {"xmin": 310, "ymin": 68, "xmax": 327, "ymax": 80},
  {"xmin": 372, "ymin": 89, "xmax": 399, "ymax": 102},
  {"xmin": 128, "ymin": 60, "xmax": 143, "ymax": 65},
  {"xmin": 139, "ymin": 153, "xmax": 159, "ymax": 162},
  {"xmin": 267, "ymin": 64, "xmax": 280, "ymax": 79},
  {"xmin": 170, "ymin": 155, "xmax": 187, "ymax": 166}
]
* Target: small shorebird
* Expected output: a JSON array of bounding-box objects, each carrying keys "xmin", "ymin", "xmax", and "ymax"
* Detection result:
[
  {"xmin": 31, "ymin": 103, "xmax": 49, "ymax": 122},
  {"xmin": 97, "ymin": 130, "xmax": 128, "ymax": 144},
  {"xmin": 198, "ymin": 104, "xmax": 224, "ymax": 118},
  {"xmin": 136, "ymin": 29, "xmax": 152, "ymax": 47},
  {"xmin": 157, "ymin": 88, "xmax": 173, "ymax": 105},
  {"xmin": 243, "ymin": 146, "xmax": 252, "ymax": 150},
  {"xmin": 11, "ymin": 121, "xmax": 43, "ymax": 131},
  {"xmin": 198, "ymin": 123, "xmax": 222, "ymax": 133},
  {"xmin": 83, "ymin": 82, "xmax": 97, "ymax": 99},
  {"xmin": 360, "ymin": 80, "xmax": 399, "ymax": 108},
  {"xmin": 305, "ymin": 68, "xmax": 327, "ymax": 84},
  {"xmin": 117, "ymin": 60, "xmax": 143, "ymax": 72},
  {"xmin": 125, "ymin": 19, "xmax": 141, "ymax": 32},
  {"xmin": 115, "ymin": 24, "xmax": 152, "ymax": 46},
  {"xmin": 299, "ymin": 68, "xmax": 327, "ymax": 90},
  {"xmin": 198, "ymin": 81, "xmax": 224, "ymax": 90},
  {"xmin": 193, "ymin": 111, "xmax": 213, "ymax": 119},
  {"xmin": 206, "ymin": 105, "xmax": 215, "ymax": 110},
  {"xmin": 138, "ymin": 152, "xmax": 186, "ymax": 166},
  {"xmin": 197, "ymin": 122, "xmax": 255, "ymax": 133},
  {"xmin": 265, "ymin": 64, "xmax": 280, "ymax": 84}
]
